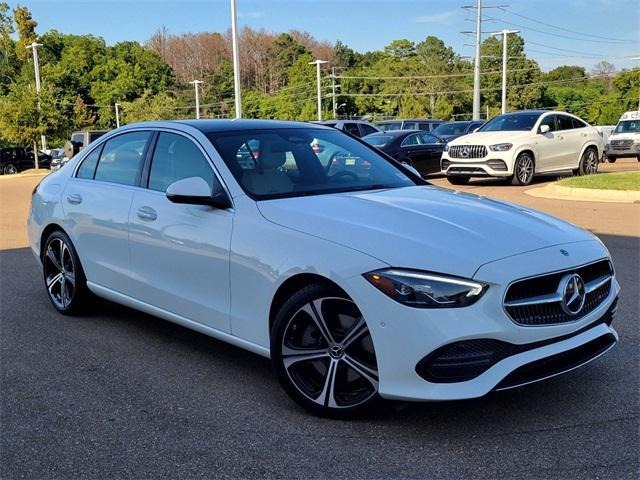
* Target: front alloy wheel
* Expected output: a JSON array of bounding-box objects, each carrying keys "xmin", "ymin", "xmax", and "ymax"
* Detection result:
[
  {"xmin": 272, "ymin": 284, "xmax": 379, "ymax": 416},
  {"xmin": 579, "ymin": 148, "xmax": 598, "ymax": 175},
  {"xmin": 3, "ymin": 163, "xmax": 17, "ymax": 175},
  {"xmin": 511, "ymin": 153, "xmax": 534, "ymax": 186}
]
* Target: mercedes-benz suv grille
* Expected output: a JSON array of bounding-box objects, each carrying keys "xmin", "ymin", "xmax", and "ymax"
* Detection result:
[
  {"xmin": 504, "ymin": 259, "xmax": 613, "ymax": 326},
  {"xmin": 448, "ymin": 145, "xmax": 487, "ymax": 159}
]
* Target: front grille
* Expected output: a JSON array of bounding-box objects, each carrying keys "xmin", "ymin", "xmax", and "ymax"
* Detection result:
[
  {"xmin": 504, "ymin": 259, "xmax": 613, "ymax": 326},
  {"xmin": 611, "ymin": 139, "xmax": 633, "ymax": 147},
  {"xmin": 448, "ymin": 145, "xmax": 487, "ymax": 159}
]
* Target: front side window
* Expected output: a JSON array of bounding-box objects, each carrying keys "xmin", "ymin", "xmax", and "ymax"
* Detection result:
[
  {"xmin": 539, "ymin": 115, "xmax": 557, "ymax": 132},
  {"xmin": 380, "ymin": 122, "xmax": 402, "ymax": 131},
  {"xmin": 479, "ymin": 112, "xmax": 542, "ymax": 132},
  {"xmin": 360, "ymin": 124, "xmax": 378, "ymax": 136},
  {"xmin": 363, "ymin": 135, "xmax": 394, "ymax": 147},
  {"xmin": 94, "ymin": 131, "xmax": 151, "ymax": 186},
  {"xmin": 401, "ymin": 134, "xmax": 422, "ymax": 147},
  {"xmin": 148, "ymin": 133, "xmax": 215, "ymax": 192},
  {"xmin": 208, "ymin": 128, "xmax": 416, "ymax": 200}
]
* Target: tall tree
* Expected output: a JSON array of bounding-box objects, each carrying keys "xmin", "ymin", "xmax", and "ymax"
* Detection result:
[{"xmin": 13, "ymin": 5, "xmax": 36, "ymax": 61}]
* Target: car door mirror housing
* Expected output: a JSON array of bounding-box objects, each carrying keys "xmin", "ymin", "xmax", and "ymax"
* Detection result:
[
  {"xmin": 166, "ymin": 177, "xmax": 231, "ymax": 209},
  {"xmin": 403, "ymin": 164, "xmax": 421, "ymax": 177},
  {"xmin": 539, "ymin": 124, "xmax": 551, "ymax": 134}
]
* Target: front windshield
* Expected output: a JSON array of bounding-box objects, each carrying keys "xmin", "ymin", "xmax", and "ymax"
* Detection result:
[
  {"xmin": 614, "ymin": 120, "xmax": 640, "ymax": 134},
  {"xmin": 363, "ymin": 134, "xmax": 394, "ymax": 147},
  {"xmin": 433, "ymin": 123, "xmax": 468, "ymax": 136},
  {"xmin": 207, "ymin": 128, "xmax": 417, "ymax": 200},
  {"xmin": 479, "ymin": 112, "xmax": 542, "ymax": 132}
]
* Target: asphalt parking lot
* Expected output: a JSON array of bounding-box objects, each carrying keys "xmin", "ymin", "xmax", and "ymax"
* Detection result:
[{"xmin": 1, "ymin": 160, "xmax": 639, "ymax": 479}]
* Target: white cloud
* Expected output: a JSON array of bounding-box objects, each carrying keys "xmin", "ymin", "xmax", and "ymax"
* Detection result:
[
  {"xmin": 414, "ymin": 10, "xmax": 457, "ymax": 24},
  {"xmin": 238, "ymin": 11, "xmax": 265, "ymax": 19}
]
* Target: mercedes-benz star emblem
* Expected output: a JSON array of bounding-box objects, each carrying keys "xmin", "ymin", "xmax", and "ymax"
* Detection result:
[
  {"xmin": 559, "ymin": 273, "xmax": 586, "ymax": 315},
  {"xmin": 461, "ymin": 146, "xmax": 471, "ymax": 158}
]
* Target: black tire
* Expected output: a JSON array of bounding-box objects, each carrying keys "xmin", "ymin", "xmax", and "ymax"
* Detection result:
[
  {"xmin": 608, "ymin": 157, "xmax": 617, "ymax": 163},
  {"xmin": 446, "ymin": 176, "xmax": 470, "ymax": 186},
  {"xmin": 2, "ymin": 163, "xmax": 18, "ymax": 175},
  {"xmin": 578, "ymin": 147, "xmax": 599, "ymax": 176},
  {"xmin": 42, "ymin": 230, "xmax": 90, "ymax": 315},
  {"xmin": 271, "ymin": 283, "xmax": 379, "ymax": 417},
  {"xmin": 511, "ymin": 153, "xmax": 535, "ymax": 186}
]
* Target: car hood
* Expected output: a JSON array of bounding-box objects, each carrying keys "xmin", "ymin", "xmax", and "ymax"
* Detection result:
[
  {"xmin": 257, "ymin": 186, "xmax": 594, "ymax": 278},
  {"xmin": 449, "ymin": 131, "xmax": 533, "ymax": 146}
]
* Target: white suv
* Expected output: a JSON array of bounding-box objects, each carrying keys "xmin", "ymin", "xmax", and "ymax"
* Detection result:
[
  {"xmin": 605, "ymin": 111, "xmax": 640, "ymax": 163},
  {"xmin": 441, "ymin": 110, "xmax": 602, "ymax": 186}
]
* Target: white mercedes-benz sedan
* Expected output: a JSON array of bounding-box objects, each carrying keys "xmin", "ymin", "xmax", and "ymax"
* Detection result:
[{"xmin": 28, "ymin": 120, "xmax": 619, "ymax": 416}]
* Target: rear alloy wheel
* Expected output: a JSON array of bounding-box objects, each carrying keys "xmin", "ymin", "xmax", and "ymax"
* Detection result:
[
  {"xmin": 271, "ymin": 284, "xmax": 379, "ymax": 417},
  {"xmin": 578, "ymin": 148, "xmax": 599, "ymax": 175},
  {"xmin": 43, "ymin": 231, "xmax": 89, "ymax": 315},
  {"xmin": 511, "ymin": 153, "xmax": 535, "ymax": 186},
  {"xmin": 446, "ymin": 176, "xmax": 470, "ymax": 186},
  {"xmin": 3, "ymin": 163, "xmax": 17, "ymax": 175}
]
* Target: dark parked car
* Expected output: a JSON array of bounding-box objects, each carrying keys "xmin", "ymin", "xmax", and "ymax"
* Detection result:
[
  {"xmin": 315, "ymin": 120, "xmax": 381, "ymax": 138},
  {"xmin": 363, "ymin": 130, "xmax": 446, "ymax": 176},
  {"xmin": 431, "ymin": 120, "xmax": 485, "ymax": 142},
  {"xmin": 376, "ymin": 119, "xmax": 444, "ymax": 133},
  {"xmin": 0, "ymin": 147, "xmax": 52, "ymax": 174}
]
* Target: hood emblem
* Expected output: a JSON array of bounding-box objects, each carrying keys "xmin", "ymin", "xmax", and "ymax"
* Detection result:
[
  {"xmin": 461, "ymin": 146, "xmax": 471, "ymax": 158},
  {"xmin": 560, "ymin": 249, "xmax": 569, "ymax": 256},
  {"xmin": 559, "ymin": 273, "xmax": 586, "ymax": 315}
]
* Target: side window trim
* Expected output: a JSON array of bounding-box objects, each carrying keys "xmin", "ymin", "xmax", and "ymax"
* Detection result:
[
  {"xmin": 74, "ymin": 142, "xmax": 104, "ymax": 179},
  {"xmin": 140, "ymin": 131, "xmax": 160, "ymax": 188}
]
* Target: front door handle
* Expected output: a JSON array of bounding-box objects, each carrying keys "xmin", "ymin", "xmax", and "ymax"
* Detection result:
[
  {"xmin": 66, "ymin": 193, "xmax": 82, "ymax": 204},
  {"xmin": 136, "ymin": 206, "xmax": 157, "ymax": 221}
]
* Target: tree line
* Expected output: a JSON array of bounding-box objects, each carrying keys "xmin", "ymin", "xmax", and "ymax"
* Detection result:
[{"xmin": 1, "ymin": 3, "xmax": 638, "ymax": 149}]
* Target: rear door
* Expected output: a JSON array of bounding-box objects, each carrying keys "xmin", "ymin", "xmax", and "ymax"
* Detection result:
[
  {"xmin": 128, "ymin": 131, "xmax": 233, "ymax": 332},
  {"xmin": 62, "ymin": 131, "xmax": 152, "ymax": 293},
  {"xmin": 556, "ymin": 114, "xmax": 582, "ymax": 168}
]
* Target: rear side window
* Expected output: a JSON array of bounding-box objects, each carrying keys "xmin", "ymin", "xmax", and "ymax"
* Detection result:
[
  {"xmin": 94, "ymin": 132, "xmax": 151, "ymax": 186},
  {"xmin": 343, "ymin": 123, "xmax": 361, "ymax": 136},
  {"xmin": 572, "ymin": 117, "xmax": 587, "ymax": 129},
  {"xmin": 420, "ymin": 133, "xmax": 440, "ymax": 144},
  {"xmin": 76, "ymin": 146, "xmax": 103, "ymax": 179},
  {"xmin": 403, "ymin": 122, "xmax": 418, "ymax": 130},
  {"xmin": 401, "ymin": 133, "xmax": 422, "ymax": 147},
  {"xmin": 88, "ymin": 132, "xmax": 105, "ymax": 143},
  {"xmin": 148, "ymin": 133, "xmax": 215, "ymax": 192},
  {"xmin": 557, "ymin": 115, "xmax": 575, "ymax": 131},
  {"xmin": 360, "ymin": 124, "xmax": 378, "ymax": 136}
]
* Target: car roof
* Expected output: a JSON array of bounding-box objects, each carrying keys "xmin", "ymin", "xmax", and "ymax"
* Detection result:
[
  {"xmin": 379, "ymin": 118, "xmax": 442, "ymax": 123},
  {"xmin": 175, "ymin": 119, "xmax": 331, "ymax": 133}
]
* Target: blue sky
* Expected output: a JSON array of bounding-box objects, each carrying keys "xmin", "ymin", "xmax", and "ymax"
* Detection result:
[{"xmin": 12, "ymin": 0, "xmax": 640, "ymax": 71}]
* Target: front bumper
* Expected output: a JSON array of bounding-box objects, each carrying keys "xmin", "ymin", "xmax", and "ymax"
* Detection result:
[
  {"xmin": 441, "ymin": 151, "xmax": 512, "ymax": 177},
  {"xmin": 344, "ymin": 240, "xmax": 619, "ymax": 401},
  {"xmin": 605, "ymin": 143, "xmax": 640, "ymax": 157}
]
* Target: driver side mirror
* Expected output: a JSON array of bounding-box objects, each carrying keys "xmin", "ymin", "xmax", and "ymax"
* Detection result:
[
  {"xmin": 539, "ymin": 124, "xmax": 551, "ymax": 134},
  {"xmin": 473, "ymin": 127, "xmax": 480, "ymax": 133},
  {"xmin": 166, "ymin": 177, "xmax": 232, "ymax": 209}
]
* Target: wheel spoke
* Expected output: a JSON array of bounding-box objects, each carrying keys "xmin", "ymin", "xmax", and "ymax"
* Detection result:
[
  {"xmin": 343, "ymin": 354, "xmax": 379, "ymax": 389},
  {"xmin": 315, "ymin": 359, "xmax": 339, "ymax": 407},
  {"xmin": 282, "ymin": 347, "xmax": 329, "ymax": 369},
  {"xmin": 301, "ymin": 301, "xmax": 336, "ymax": 345},
  {"xmin": 65, "ymin": 272, "xmax": 75, "ymax": 286},
  {"xmin": 60, "ymin": 277, "xmax": 68, "ymax": 307},
  {"xmin": 47, "ymin": 272, "xmax": 63, "ymax": 293},
  {"xmin": 60, "ymin": 242, "xmax": 69, "ymax": 272},
  {"xmin": 46, "ymin": 245, "xmax": 62, "ymax": 271},
  {"xmin": 341, "ymin": 317, "xmax": 367, "ymax": 349}
]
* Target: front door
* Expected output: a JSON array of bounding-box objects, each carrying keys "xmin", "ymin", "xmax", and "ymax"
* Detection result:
[
  {"xmin": 128, "ymin": 132, "xmax": 233, "ymax": 333},
  {"xmin": 535, "ymin": 114, "xmax": 564, "ymax": 172}
]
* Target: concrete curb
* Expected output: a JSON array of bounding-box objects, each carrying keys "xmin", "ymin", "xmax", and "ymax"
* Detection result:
[{"xmin": 525, "ymin": 183, "xmax": 640, "ymax": 203}]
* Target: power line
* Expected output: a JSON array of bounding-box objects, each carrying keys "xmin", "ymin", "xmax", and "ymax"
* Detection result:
[
  {"xmin": 497, "ymin": 7, "xmax": 634, "ymax": 43},
  {"xmin": 336, "ymin": 68, "xmax": 538, "ymax": 80}
]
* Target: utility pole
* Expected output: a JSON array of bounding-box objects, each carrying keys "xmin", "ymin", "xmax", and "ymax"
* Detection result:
[
  {"xmin": 114, "ymin": 103, "xmax": 121, "ymax": 128},
  {"xmin": 472, "ymin": 0, "xmax": 482, "ymax": 120},
  {"xmin": 26, "ymin": 41, "xmax": 45, "ymax": 162},
  {"xmin": 230, "ymin": 0, "xmax": 242, "ymax": 118},
  {"xmin": 331, "ymin": 67, "xmax": 337, "ymax": 119},
  {"xmin": 309, "ymin": 59, "xmax": 328, "ymax": 121},
  {"xmin": 190, "ymin": 80, "xmax": 203, "ymax": 119},
  {"xmin": 492, "ymin": 29, "xmax": 519, "ymax": 114},
  {"xmin": 632, "ymin": 57, "xmax": 640, "ymax": 110}
]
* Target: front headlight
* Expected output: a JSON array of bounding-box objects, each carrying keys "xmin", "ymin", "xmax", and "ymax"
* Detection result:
[
  {"xmin": 363, "ymin": 269, "xmax": 488, "ymax": 308},
  {"xmin": 443, "ymin": 143, "xmax": 449, "ymax": 152},
  {"xmin": 489, "ymin": 143, "xmax": 513, "ymax": 152}
]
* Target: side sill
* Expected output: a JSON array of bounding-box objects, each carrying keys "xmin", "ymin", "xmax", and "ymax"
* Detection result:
[{"xmin": 86, "ymin": 281, "xmax": 271, "ymax": 359}]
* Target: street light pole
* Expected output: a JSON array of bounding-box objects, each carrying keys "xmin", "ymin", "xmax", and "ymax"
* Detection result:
[
  {"xmin": 632, "ymin": 57, "xmax": 640, "ymax": 110},
  {"xmin": 26, "ymin": 41, "xmax": 46, "ymax": 158},
  {"xmin": 189, "ymin": 80, "xmax": 203, "ymax": 119},
  {"xmin": 230, "ymin": 0, "xmax": 242, "ymax": 118},
  {"xmin": 309, "ymin": 59, "xmax": 328, "ymax": 121},
  {"xmin": 114, "ymin": 102, "xmax": 121, "ymax": 128},
  {"xmin": 472, "ymin": 0, "xmax": 482, "ymax": 120},
  {"xmin": 492, "ymin": 29, "xmax": 519, "ymax": 114},
  {"xmin": 331, "ymin": 67, "xmax": 337, "ymax": 119}
]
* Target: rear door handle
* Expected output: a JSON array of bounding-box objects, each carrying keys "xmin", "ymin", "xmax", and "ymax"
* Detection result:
[
  {"xmin": 66, "ymin": 193, "xmax": 82, "ymax": 204},
  {"xmin": 136, "ymin": 206, "xmax": 157, "ymax": 221}
]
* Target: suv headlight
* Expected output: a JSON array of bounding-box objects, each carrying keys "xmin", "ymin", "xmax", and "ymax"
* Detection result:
[
  {"xmin": 489, "ymin": 143, "xmax": 513, "ymax": 152},
  {"xmin": 364, "ymin": 269, "xmax": 488, "ymax": 308}
]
